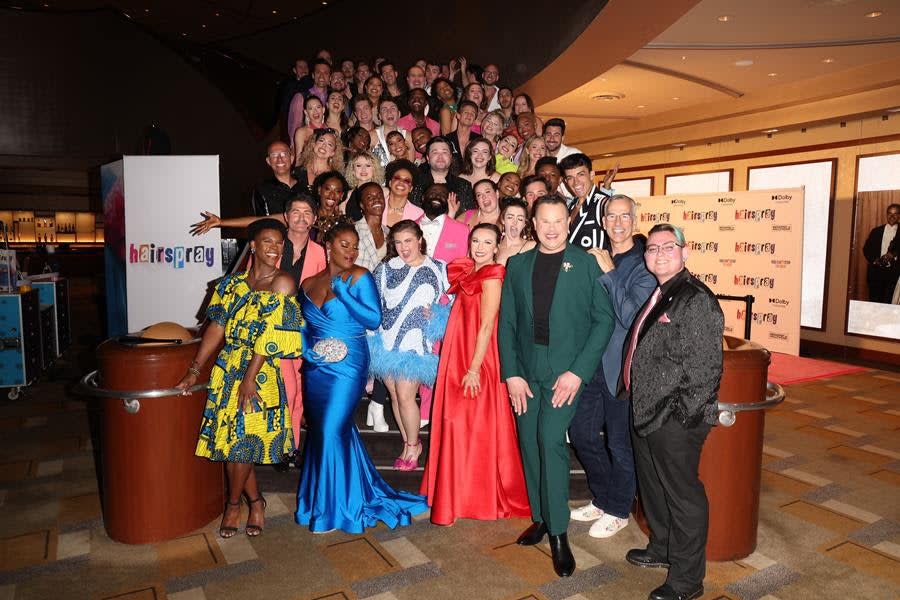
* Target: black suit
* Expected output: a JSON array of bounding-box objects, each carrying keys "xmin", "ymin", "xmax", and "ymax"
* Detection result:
[
  {"xmin": 862, "ymin": 224, "xmax": 899, "ymax": 303},
  {"xmin": 623, "ymin": 268, "xmax": 724, "ymax": 594}
]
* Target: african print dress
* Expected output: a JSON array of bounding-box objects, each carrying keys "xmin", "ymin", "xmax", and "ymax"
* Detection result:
[{"xmin": 195, "ymin": 273, "xmax": 303, "ymax": 464}]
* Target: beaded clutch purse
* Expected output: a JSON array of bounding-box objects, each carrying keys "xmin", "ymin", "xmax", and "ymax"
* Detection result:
[{"xmin": 312, "ymin": 338, "xmax": 349, "ymax": 363}]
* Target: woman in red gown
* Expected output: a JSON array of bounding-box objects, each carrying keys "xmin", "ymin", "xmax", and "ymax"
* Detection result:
[{"xmin": 421, "ymin": 223, "xmax": 530, "ymax": 525}]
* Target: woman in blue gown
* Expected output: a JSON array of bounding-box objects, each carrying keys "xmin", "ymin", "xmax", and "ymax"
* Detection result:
[{"xmin": 295, "ymin": 223, "xmax": 429, "ymax": 533}]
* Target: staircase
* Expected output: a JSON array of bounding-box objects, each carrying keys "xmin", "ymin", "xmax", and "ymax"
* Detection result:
[{"xmin": 256, "ymin": 397, "xmax": 591, "ymax": 501}]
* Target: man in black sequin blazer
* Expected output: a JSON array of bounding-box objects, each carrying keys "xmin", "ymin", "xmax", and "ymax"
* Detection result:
[{"xmin": 619, "ymin": 223, "xmax": 724, "ymax": 600}]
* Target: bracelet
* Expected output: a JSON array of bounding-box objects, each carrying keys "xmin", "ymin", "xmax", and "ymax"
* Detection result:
[
  {"xmin": 188, "ymin": 366, "xmax": 201, "ymax": 377},
  {"xmin": 466, "ymin": 369, "xmax": 479, "ymax": 376}
]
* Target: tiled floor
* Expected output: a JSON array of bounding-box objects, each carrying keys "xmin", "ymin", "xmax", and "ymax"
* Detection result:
[{"xmin": 0, "ymin": 369, "xmax": 898, "ymax": 600}]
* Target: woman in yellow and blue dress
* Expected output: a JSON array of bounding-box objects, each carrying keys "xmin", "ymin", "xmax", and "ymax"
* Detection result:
[{"xmin": 177, "ymin": 218, "xmax": 303, "ymax": 539}]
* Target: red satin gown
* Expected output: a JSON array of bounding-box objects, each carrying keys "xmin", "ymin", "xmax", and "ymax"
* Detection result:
[{"xmin": 420, "ymin": 258, "xmax": 531, "ymax": 525}]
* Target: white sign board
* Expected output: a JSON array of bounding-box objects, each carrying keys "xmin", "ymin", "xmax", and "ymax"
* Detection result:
[{"xmin": 120, "ymin": 156, "xmax": 221, "ymax": 332}]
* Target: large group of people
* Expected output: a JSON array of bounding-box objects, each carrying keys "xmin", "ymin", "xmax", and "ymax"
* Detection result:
[{"xmin": 179, "ymin": 50, "xmax": 725, "ymax": 600}]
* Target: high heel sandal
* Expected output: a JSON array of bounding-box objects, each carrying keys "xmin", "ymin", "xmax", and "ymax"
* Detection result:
[
  {"xmin": 219, "ymin": 499, "xmax": 241, "ymax": 538},
  {"xmin": 397, "ymin": 440, "xmax": 422, "ymax": 472},
  {"xmin": 245, "ymin": 495, "xmax": 267, "ymax": 537}
]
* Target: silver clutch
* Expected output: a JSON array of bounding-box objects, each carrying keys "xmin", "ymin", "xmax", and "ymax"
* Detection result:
[{"xmin": 312, "ymin": 338, "xmax": 348, "ymax": 363}]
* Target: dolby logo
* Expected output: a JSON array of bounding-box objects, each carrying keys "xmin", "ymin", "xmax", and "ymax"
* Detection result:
[
  {"xmin": 670, "ymin": 198, "xmax": 687, "ymax": 205},
  {"xmin": 772, "ymin": 225, "xmax": 792, "ymax": 232},
  {"xmin": 768, "ymin": 298, "xmax": 790, "ymax": 306},
  {"xmin": 768, "ymin": 332, "xmax": 788, "ymax": 340},
  {"xmin": 771, "ymin": 194, "xmax": 792, "ymax": 203},
  {"xmin": 719, "ymin": 225, "xmax": 736, "ymax": 232},
  {"xmin": 717, "ymin": 197, "xmax": 736, "ymax": 205}
]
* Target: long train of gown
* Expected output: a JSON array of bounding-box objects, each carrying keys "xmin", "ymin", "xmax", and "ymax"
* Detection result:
[{"xmin": 295, "ymin": 272, "xmax": 429, "ymax": 533}]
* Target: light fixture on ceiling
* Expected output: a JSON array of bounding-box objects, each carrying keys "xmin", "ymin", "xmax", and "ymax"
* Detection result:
[
  {"xmin": 734, "ymin": 59, "xmax": 754, "ymax": 67},
  {"xmin": 181, "ymin": 32, "xmax": 187, "ymax": 37},
  {"xmin": 865, "ymin": 10, "xmax": 883, "ymax": 18},
  {"xmin": 636, "ymin": 104, "xmax": 647, "ymax": 109},
  {"xmin": 603, "ymin": 153, "xmax": 615, "ymax": 157},
  {"xmin": 201, "ymin": 24, "xmax": 206, "ymax": 28},
  {"xmin": 762, "ymin": 128, "xmax": 779, "ymax": 134},
  {"xmin": 272, "ymin": 9, "xmax": 277, "ymax": 14},
  {"xmin": 681, "ymin": 56, "xmax": 687, "ymax": 61},
  {"xmin": 767, "ymin": 72, "xmax": 777, "ymax": 77},
  {"xmin": 672, "ymin": 96, "xmax": 680, "ymax": 101},
  {"xmin": 717, "ymin": 15, "xmax": 730, "ymax": 22},
  {"xmin": 591, "ymin": 92, "xmax": 625, "ymax": 102},
  {"xmin": 215, "ymin": 12, "xmax": 220, "ymax": 16},
  {"xmin": 672, "ymin": 143, "xmax": 686, "ymax": 148},
  {"xmin": 822, "ymin": 58, "xmax": 835, "ymax": 64},
  {"xmin": 144, "ymin": 8, "xmax": 149, "ymax": 12}
]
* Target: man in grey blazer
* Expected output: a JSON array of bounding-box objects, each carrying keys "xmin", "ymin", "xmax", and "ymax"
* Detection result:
[{"xmin": 622, "ymin": 223, "xmax": 724, "ymax": 600}]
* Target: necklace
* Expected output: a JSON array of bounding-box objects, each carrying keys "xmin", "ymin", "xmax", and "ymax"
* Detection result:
[{"xmin": 388, "ymin": 200, "xmax": 406, "ymax": 214}]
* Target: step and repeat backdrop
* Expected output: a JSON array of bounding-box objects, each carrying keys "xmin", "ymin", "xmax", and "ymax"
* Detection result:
[{"xmin": 633, "ymin": 188, "xmax": 805, "ymax": 355}]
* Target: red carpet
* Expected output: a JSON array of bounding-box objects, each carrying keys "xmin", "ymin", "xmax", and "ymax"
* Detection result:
[{"xmin": 767, "ymin": 352, "xmax": 868, "ymax": 385}]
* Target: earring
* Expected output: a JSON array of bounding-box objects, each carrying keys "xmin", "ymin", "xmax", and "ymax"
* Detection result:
[{"xmin": 250, "ymin": 248, "xmax": 255, "ymax": 254}]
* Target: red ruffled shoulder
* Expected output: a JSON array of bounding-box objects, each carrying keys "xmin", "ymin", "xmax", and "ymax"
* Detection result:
[{"xmin": 448, "ymin": 259, "xmax": 505, "ymax": 295}]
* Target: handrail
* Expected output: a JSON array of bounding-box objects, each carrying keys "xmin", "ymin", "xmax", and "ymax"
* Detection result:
[
  {"xmin": 716, "ymin": 382, "xmax": 785, "ymax": 427},
  {"xmin": 77, "ymin": 370, "xmax": 207, "ymax": 414}
]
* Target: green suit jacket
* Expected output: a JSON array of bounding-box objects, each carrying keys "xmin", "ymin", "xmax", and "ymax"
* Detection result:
[{"xmin": 498, "ymin": 243, "xmax": 614, "ymax": 384}]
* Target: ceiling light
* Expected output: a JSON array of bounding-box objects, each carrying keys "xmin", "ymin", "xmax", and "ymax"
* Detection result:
[
  {"xmin": 886, "ymin": 107, "xmax": 900, "ymax": 113},
  {"xmin": 144, "ymin": 8, "xmax": 150, "ymax": 12},
  {"xmin": 822, "ymin": 58, "xmax": 835, "ymax": 64},
  {"xmin": 767, "ymin": 72, "xmax": 777, "ymax": 77},
  {"xmin": 591, "ymin": 92, "xmax": 625, "ymax": 102},
  {"xmin": 734, "ymin": 59, "xmax": 754, "ymax": 67},
  {"xmin": 865, "ymin": 11, "xmax": 883, "ymax": 18},
  {"xmin": 672, "ymin": 143, "xmax": 686, "ymax": 148},
  {"xmin": 636, "ymin": 104, "xmax": 646, "ymax": 109},
  {"xmin": 717, "ymin": 15, "xmax": 730, "ymax": 22},
  {"xmin": 271, "ymin": 9, "xmax": 277, "ymax": 14},
  {"xmin": 672, "ymin": 96, "xmax": 680, "ymax": 100},
  {"xmin": 181, "ymin": 32, "xmax": 187, "ymax": 36},
  {"xmin": 762, "ymin": 128, "xmax": 779, "ymax": 134},
  {"xmin": 603, "ymin": 153, "xmax": 615, "ymax": 157},
  {"xmin": 681, "ymin": 56, "xmax": 687, "ymax": 61},
  {"xmin": 201, "ymin": 24, "xmax": 206, "ymax": 28}
]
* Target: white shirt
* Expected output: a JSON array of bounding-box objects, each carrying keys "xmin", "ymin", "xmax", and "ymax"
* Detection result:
[
  {"xmin": 553, "ymin": 142, "xmax": 581, "ymax": 162},
  {"xmin": 486, "ymin": 85, "xmax": 501, "ymax": 112},
  {"xmin": 881, "ymin": 223, "xmax": 898, "ymax": 256},
  {"xmin": 420, "ymin": 214, "xmax": 446, "ymax": 257}
]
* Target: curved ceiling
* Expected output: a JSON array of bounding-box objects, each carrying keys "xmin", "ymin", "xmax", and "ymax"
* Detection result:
[{"xmin": 535, "ymin": 0, "xmax": 900, "ymax": 153}]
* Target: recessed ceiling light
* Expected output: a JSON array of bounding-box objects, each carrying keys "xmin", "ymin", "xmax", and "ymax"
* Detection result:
[
  {"xmin": 672, "ymin": 96, "xmax": 680, "ymax": 100},
  {"xmin": 271, "ymin": 9, "xmax": 277, "ymax": 14},
  {"xmin": 181, "ymin": 32, "xmax": 187, "ymax": 36},
  {"xmin": 144, "ymin": 8, "xmax": 149, "ymax": 12},
  {"xmin": 822, "ymin": 58, "xmax": 835, "ymax": 64},
  {"xmin": 636, "ymin": 104, "xmax": 647, "ymax": 109},
  {"xmin": 762, "ymin": 128, "xmax": 779, "ymax": 134},
  {"xmin": 734, "ymin": 59, "xmax": 754, "ymax": 67},
  {"xmin": 865, "ymin": 11, "xmax": 883, "ymax": 18},
  {"xmin": 681, "ymin": 56, "xmax": 687, "ymax": 61},
  {"xmin": 767, "ymin": 72, "xmax": 778, "ymax": 77},
  {"xmin": 603, "ymin": 153, "xmax": 615, "ymax": 157},
  {"xmin": 215, "ymin": 12, "xmax": 220, "ymax": 16},
  {"xmin": 717, "ymin": 15, "xmax": 730, "ymax": 22},
  {"xmin": 201, "ymin": 24, "xmax": 206, "ymax": 28},
  {"xmin": 673, "ymin": 143, "xmax": 686, "ymax": 148},
  {"xmin": 591, "ymin": 92, "xmax": 625, "ymax": 102}
]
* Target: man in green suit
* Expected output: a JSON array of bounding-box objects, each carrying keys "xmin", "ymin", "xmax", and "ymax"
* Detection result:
[{"xmin": 499, "ymin": 194, "xmax": 614, "ymax": 577}]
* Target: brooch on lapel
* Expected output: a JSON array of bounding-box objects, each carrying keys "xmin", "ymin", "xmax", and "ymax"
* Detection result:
[{"xmin": 562, "ymin": 262, "xmax": 573, "ymax": 272}]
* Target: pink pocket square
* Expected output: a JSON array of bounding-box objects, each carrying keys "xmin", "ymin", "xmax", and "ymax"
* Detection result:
[{"xmin": 658, "ymin": 313, "xmax": 671, "ymax": 323}]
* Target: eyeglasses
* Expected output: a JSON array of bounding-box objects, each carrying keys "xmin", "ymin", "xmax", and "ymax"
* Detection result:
[
  {"xmin": 603, "ymin": 213, "xmax": 633, "ymax": 222},
  {"xmin": 645, "ymin": 242, "xmax": 683, "ymax": 256},
  {"xmin": 391, "ymin": 175, "xmax": 413, "ymax": 185},
  {"xmin": 268, "ymin": 151, "xmax": 290, "ymax": 159}
]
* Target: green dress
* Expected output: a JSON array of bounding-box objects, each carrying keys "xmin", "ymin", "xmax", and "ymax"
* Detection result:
[{"xmin": 195, "ymin": 273, "xmax": 303, "ymax": 464}]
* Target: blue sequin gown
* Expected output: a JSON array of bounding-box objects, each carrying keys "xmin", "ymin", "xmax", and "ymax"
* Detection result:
[{"xmin": 295, "ymin": 272, "xmax": 429, "ymax": 533}]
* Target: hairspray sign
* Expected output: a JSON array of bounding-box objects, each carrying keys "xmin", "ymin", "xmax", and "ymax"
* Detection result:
[
  {"xmin": 634, "ymin": 188, "xmax": 804, "ymax": 355},
  {"xmin": 103, "ymin": 156, "xmax": 221, "ymax": 334}
]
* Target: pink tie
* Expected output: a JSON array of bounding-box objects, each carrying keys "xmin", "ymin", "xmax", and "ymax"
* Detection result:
[{"xmin": 623, "ymin": 287, "xmax": 662, "ymax": 391}]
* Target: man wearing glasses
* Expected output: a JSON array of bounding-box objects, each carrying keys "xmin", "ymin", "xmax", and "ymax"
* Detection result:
[
  {"xmin": 569, "ymin": 195, "xmax": 656, "ymax": 539},
  {"xmin": 252, "ymin": 141, "xmax": 304, "ymax": 217},
  {"xmin": 622, "ymin": 223, "xmax": 724, "ymax": 600}
]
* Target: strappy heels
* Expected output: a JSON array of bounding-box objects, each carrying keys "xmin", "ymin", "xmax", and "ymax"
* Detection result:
[
  {"xmin": 219, "ymin": 499, "xmax": 241, "ymax": 538},
  {"xmin": 246, "ymin": 495, "xmax": 267, "ymax": 537},
  {"xmin": 395, "ymin": 440, "xmax": 422, "ymax": 471}
]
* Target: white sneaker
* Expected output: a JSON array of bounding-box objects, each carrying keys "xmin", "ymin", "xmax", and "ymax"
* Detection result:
[
  {"xmin": 366, "ymin": 401, "xmax": 389, "ymax": 433},
  {"xmin": 570, "ymin": 502, "xmax": 605, "ymax": 521},
  {"xmin": 588, "ymin": 513, "xmax": 629, "ymax": 538}
]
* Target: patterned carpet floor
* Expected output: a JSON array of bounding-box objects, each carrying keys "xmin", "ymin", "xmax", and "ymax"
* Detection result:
[{"xmin": 0, "ymin": 367, "xmax": 898, "ymax": 600}]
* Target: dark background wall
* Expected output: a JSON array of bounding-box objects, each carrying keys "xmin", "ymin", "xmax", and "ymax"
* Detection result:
[
  {"xmin": 0, "ymin": 9, "xmax": 266, "ymax": 217},
  {"xmin": 224, "ymin": 0, "xmax": 606, "ymax": 89}
]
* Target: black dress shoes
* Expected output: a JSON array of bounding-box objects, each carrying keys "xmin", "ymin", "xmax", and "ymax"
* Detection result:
[
  {"xmin": 516, "ymin": 521, "xmax": 547, "ymax": 545},
  {"xmin": 648, "ymin": 583, "xmax": 703, "ymax": 600},
  {"xmin": 548, "ymin": 533, "xmax": 576, "ymax": 577},
  {"xmin": 626, "ymin": 548, "xmax": 671, "ymax": 569}
]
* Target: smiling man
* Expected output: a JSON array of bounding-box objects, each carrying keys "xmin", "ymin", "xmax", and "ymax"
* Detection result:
[
  {"xmin": 623, "ymin": 223, "xmax": 724, "ymax": 600},
  {"xmin": 559, "ymin": 153, "xmax": 611, "ymax": 250},
  {"xmin": 498, "ymin": 194, "xmax": 614, "ymax": 578}
]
